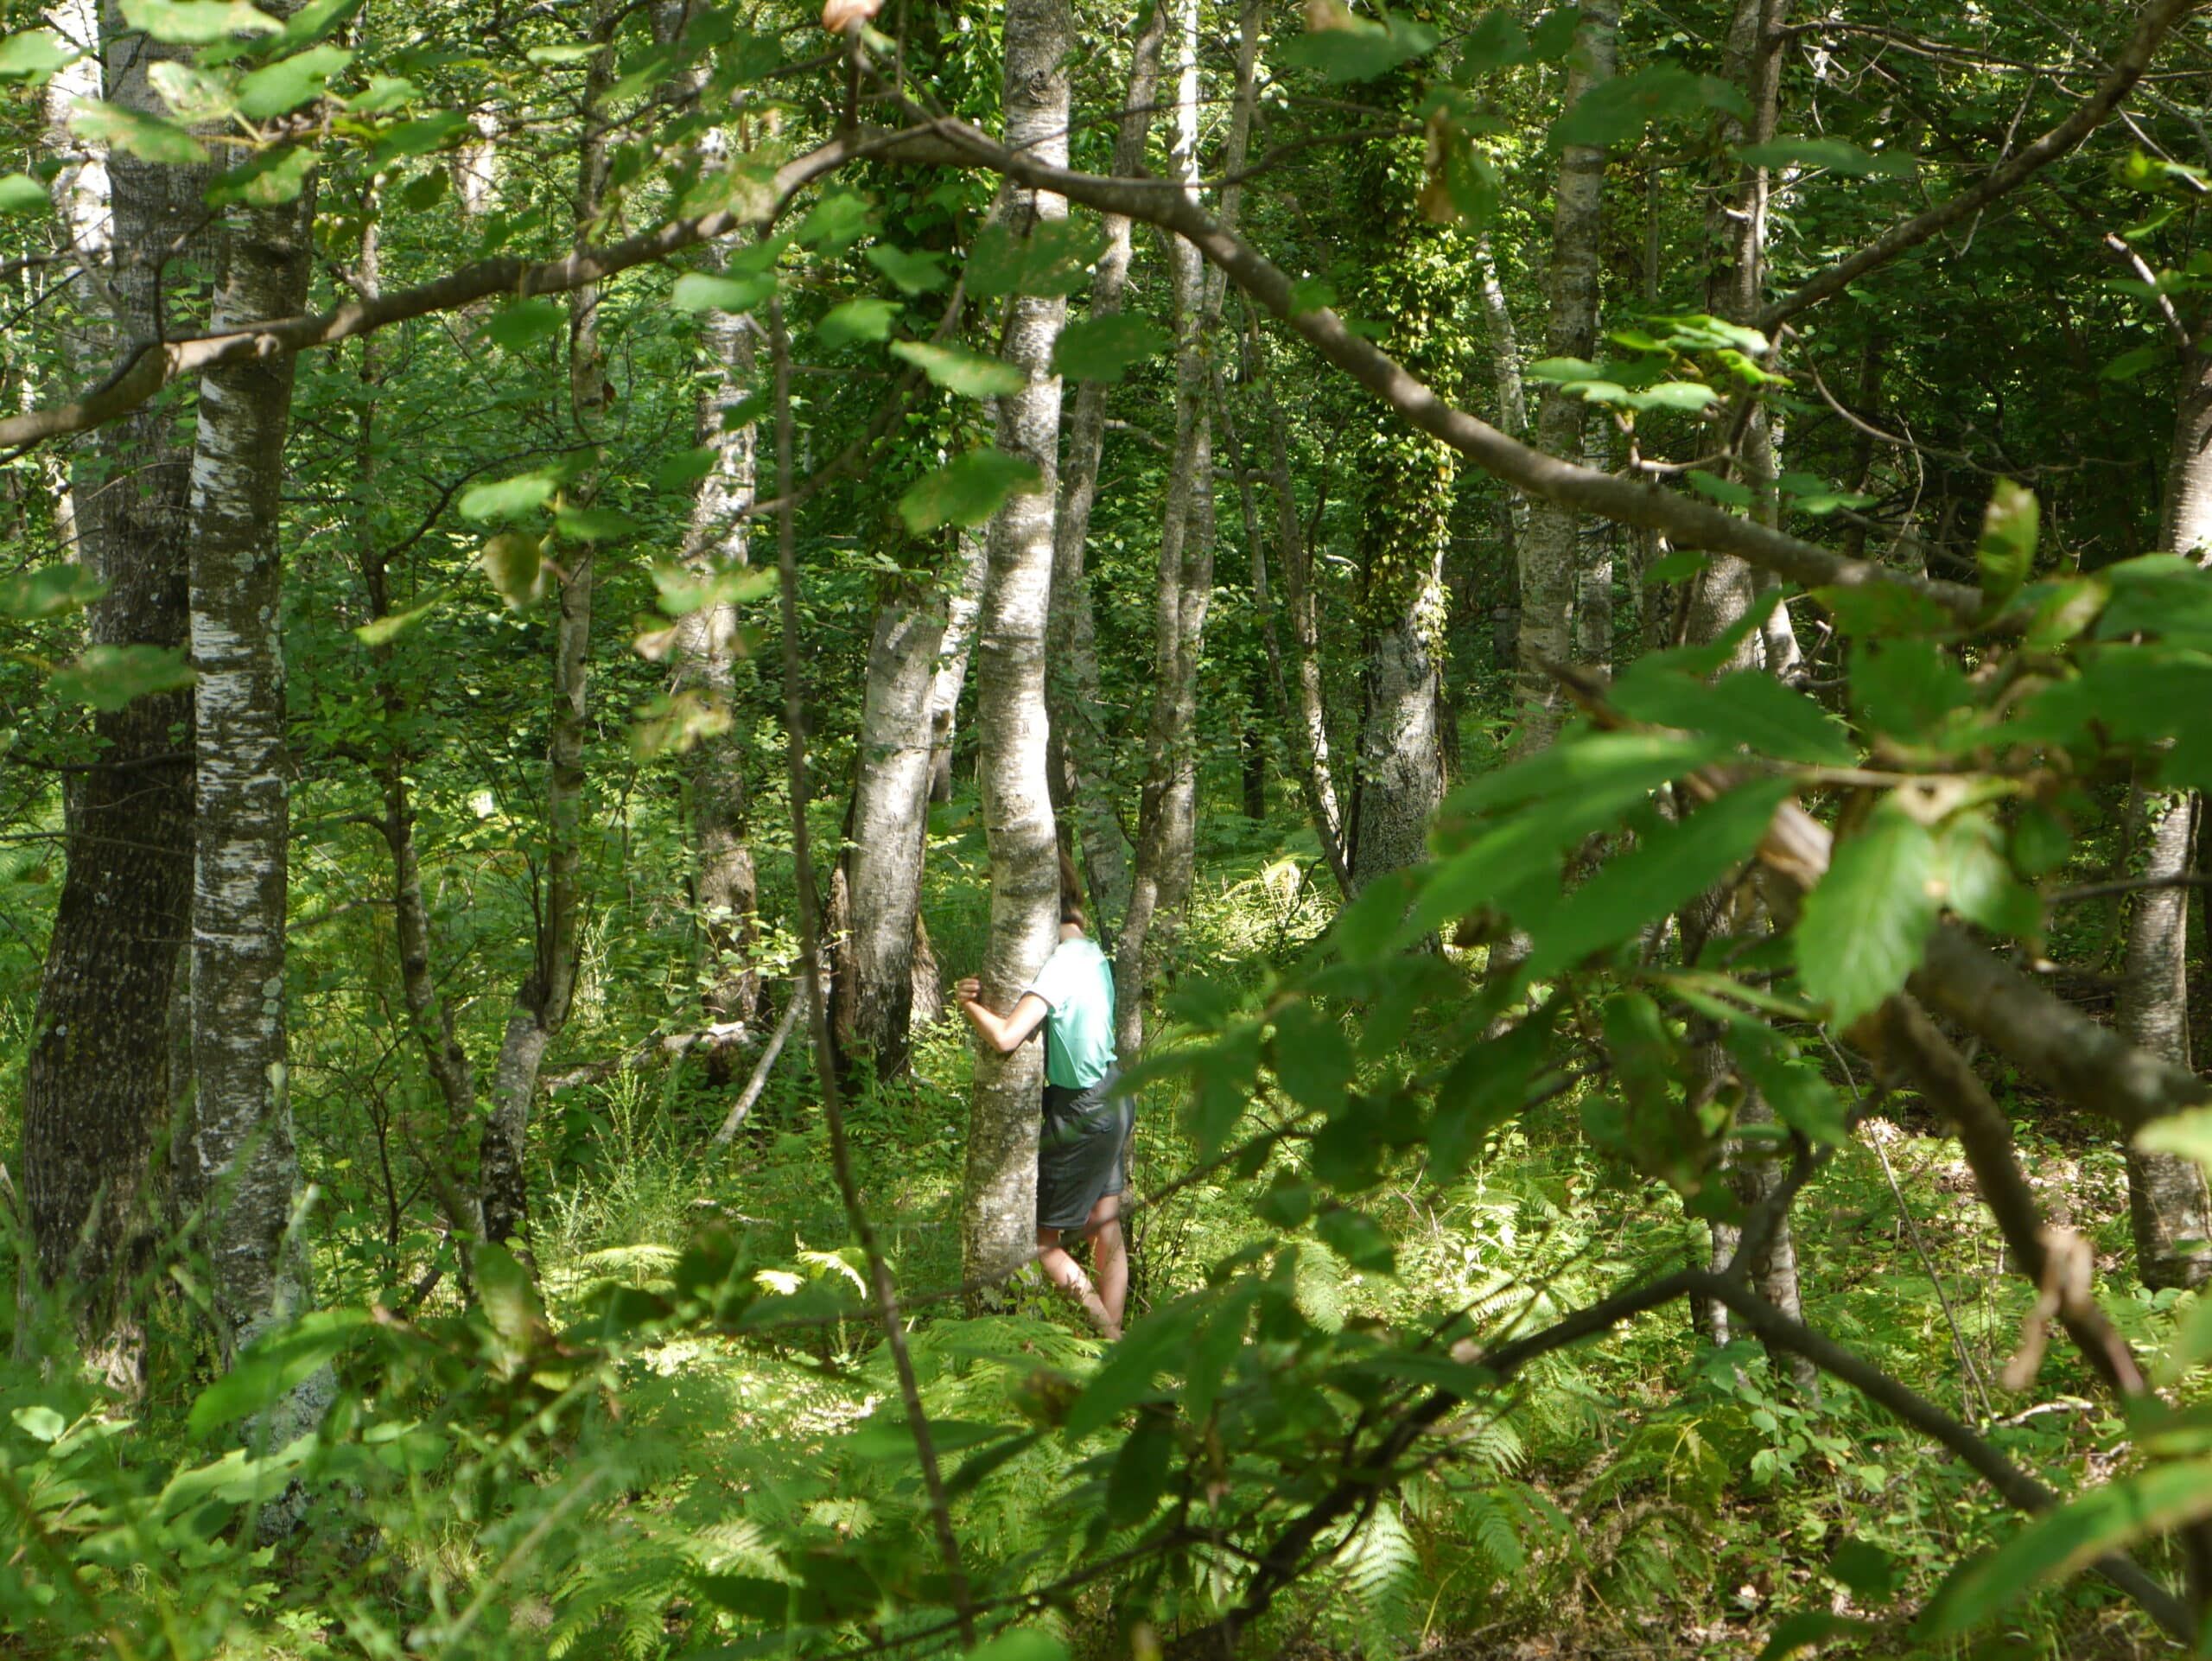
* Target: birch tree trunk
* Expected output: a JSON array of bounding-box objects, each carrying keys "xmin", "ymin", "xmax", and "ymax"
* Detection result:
[
  {"xmin": 185, "ymin": 181, "xmax": 318, "ymax": 1380},
  {"xmin": 20, "ymin": 10, "xmax": 198, "ymax": 1371},
  {"xmin": 927, "ymin": 528, "xmax": 987, "ymax": 802},
  {"xmin": 1045, "ymin": 3, "xmax": 1165, "ymax": 929},
  {"xmin": 2121, "ymin": 345, "xmax": 2212, "ymax": 1289},
  {"xmin": 676, "ymin": 260, "xmax": 760, "ymax": 1041},
  {"xmin": 1114, "ymin": 0, "xmax": 1223, "ymax": 1053},
  {"xmin": 963, "ymin": 0, "xmax": 1071, "ymax": 1292},
  {"xmin": 834, "ymin": 576, "xmax": 950, "ymax": 1080},
  {"xmin": 1515, "ymin": 0, "xmax": 1617, "ymax": 750},
  {"xmin": 478, "ymin": 35, "xmax": 613, "ymax": 1258}
]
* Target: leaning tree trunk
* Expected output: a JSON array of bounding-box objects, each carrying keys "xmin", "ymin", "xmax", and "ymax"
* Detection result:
[
  {"xmin": 185, "ymin": 175, "xmax": 319, "ymax": 1387},
  {"xmin": 1115, "ymin": 0, "xmax": 1224, "ymax": 1055},
  {"xmin": 2121, "ymin": 339, "xmax": 2212, "ymax": 1289},
  {"xmin": 1044, "ymin": 5, "xmax": 1164, "ymax": 932},
  {"xmin": 1514, "ymin": 0, "xmax": 1617, "ymax": 752},
  {"xmin": 1347, "ymin": 75, "xmax": 1465, "ymax": 892},
  {"xmin": 479, "ymin": 34, "xmax": 613, "ymax": 1259},
  {"xmin": 20, "ymin": 13, "xmax": 200, "ymax": 1374},
  {"xmin": 963, "ymin": 0, "xmax": 1071, "ymax": 1294},
  {"xmin": 834, "ymin": 576, "xmax": 950, "ymax": 1081}
]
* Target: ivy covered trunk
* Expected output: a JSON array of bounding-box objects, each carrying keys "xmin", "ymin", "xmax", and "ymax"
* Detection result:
[
  {"xmin": 963, "ymin": 0, "xmax": 1070, "ymax": 1293},
  {"xmin": 186, "ymin": 184, "xmax": 318, "ymax": 1380},
  {"xmin": 21, "ymin": 16, "xmax": 200, "ymax": 1371},
  {"xmin": 835, "ymin": 576, "xmax": 950, "ymax": 1081},
  {"xmin": 2121, "ymin": 344, "xmax": 2212, "ymax": 1289},
  {"xmin": 1044, "ymin": 4, "xmax": 1163, "ymax": 930},
  {"xmin": 1514, "ymin": 0, "xmax": 1615, "ymax": 752},
  {"xmin": 1349, "ymin": 87, "xmax": 1463, "ymax": 892}
]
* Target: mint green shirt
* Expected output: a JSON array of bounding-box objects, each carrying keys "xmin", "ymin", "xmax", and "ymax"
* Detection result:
[{"xmin": 1024, "ymin": 936, "xmax": 1117, "ymax": 1090}]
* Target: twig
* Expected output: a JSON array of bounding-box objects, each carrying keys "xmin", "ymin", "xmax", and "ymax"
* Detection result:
[{"xmin": 713, "ymin": 987, "xmax": 804, "ymax": 1145}]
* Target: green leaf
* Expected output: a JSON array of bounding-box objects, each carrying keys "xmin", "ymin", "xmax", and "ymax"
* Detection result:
[
  {"xmin": 864, "ymin": 244, "xmax": 947, "ymax": 295},
  {"xmin": 149, "ymin": 60, "xmax": 239, "ymax": 121},
  {"xmin": 1528, "ymin": 355, "xmax": 1600, "ymax": 385},
  {"xmin": 460, "ymin": 474, "xmax": 556, "ymax": 522},
  {"xmin": 896, "ymin": 449, "xmax": 1042, "ymax": 533},
  {"xmin": 474, "ymin": 1241, "xmax": 544, "ymax": 1352},
  {"xmin": 478, "ymin": 531, "xmax": 547, "ymax": 608},
  {"xmin": 1794, "ymin": 806, "xmax": 1941, "ymax": 1029},
  {"xmin": 1065, "ymin": 1296, "xmax": 1205, "ymax": 1437},
  {"xmin": 1920, "ymin": 1458, "xmax": 2212, "ymax": 1639},
  {"xmin": 525, "ymin": 41, "xmax": 601, "ymax": 64},
  {"xmin": 1722, "ymin": 1021, "xmax": 1850, "ymax": 1145},
  {"xmin": 1849, "ymin": 640, "xmax": 1969, "ymax": 743},
  {"xmin": 1052, "ymin": 313, "xmax": 1170, "ymax": 383},
  {"xmin": 1936, "ymin": 813, "xmax": 2037, "ymax": 939},
  {"xmin": 1975, "ymin": 478, "xmax": 2037, "ymax": 611},
  {"xmin": 1686, "ymin": 468, "xmax": 1754, "ymax": 507},
  {"xmin": 1269, "ymin": 1002, "xmax": 1353, "ymax": 1112},
  {"xmin": 965, "ymin": 219, "xmax": 1103, "ymax": 299},
  {"xmin": 2135, "ymin": 1106, "xmax": 2212, "ymax": 1174},
  {"xmin": 1826, "ymin": 1537, "xmax": 1904, "ymax": 1602},
  {"xmin": 205, "ymin": 146, "xmax": 315, "ymax": 207},
  {"xmin": 1554, "ymin": 65, "xmax": 1746, "ymax": 150},
  {"xmin": 967, "ymin": 1630, "xmax": 1069, "ymax": 1661},
  {"xmin": 187, "ymin": 1308, "xmax": 368, "ymax": 1436},
  {"xmin": 1277, "ymin": 11, "xmax": 1439, "ymax": 82},
  {"xmin": 1736, "ymin": 137, "xmax": 1913, "ymax": 178},
  {"xmin": 1288, "ymin": 276, "xmax": 1337, "ymax": 314},
  {"xmin": 118, "ymin": 0, "xmax": 282, "ymax": 45},
  {"xmin": 2101, "ymin": 344, "xmax": 2162, "ymax": 382},
  {"xmin": 888, "ymin": 340, "xmax": 1024, "ymax": 398},
  {"xmin": 1314, "ymin": 1205, "xmax": 1395, "ymax": 1272},
  {"xmin": 671, "ymin": 270, "xmax": 773, "ymax": 313},
  {"xmin": 1428, "ymin": 1013, "xmax": 1554, "ymax": 1181},
  {"xmin": 554, "ymin": 505, "xmax": 633, "ymax": 542},
  {"xmin": 70, "ymin": 101, "xmax": 210, "ymax": 164},
  {"xmin": 791, "ymin": 188, "xmax": 874, "ymax": 253},
  {"xmin": 1611, "ymin": 665, "xmax": 1856, "ymax": 767},
  {"xmin": 0, "ymin": 564, "xmax": 105, "ymax": 618},
  {"xmin": 342, "ymin": 73, "xmax": 414, "ymax": 114},
  {"xmin": 273, "ymin": 0, "xmax": 359, "ymax": 48},
  {"xmin": 50, "ymin": 645, "xmax": 194, "ymax": 710},
  {"xmin": 0, "ymin": 173, "xmax": 50, "ymax": 215},
  {"xmin": 236, "ymin": 43, "xmax": 350, "ymax": 117},
  {"xmin": 1103, "ymin": 1414, "xmax": 1174, "ymax": 1527},
  {"xmin": 654, "ymin": 447, "xmax": 715, "ymax": 490},
  {"xmin": 1525, "ymin": 780, "xmax": 1793, "ymax": 977},
  {"xmin": 816, "ymin": 297, "xmax": 899, "ymax": 349},
  {"xmin": 353, "ymin": 589, "xmax": 448, "ymax": 646},
  {"xmin": 652, "ymin": 561, "xmax": 777, "ymax": 616},
  {"xmin": 0, "ymin": 29, "xmax": 74, "ymax": 80},
  {"xmin": 10, "ymin": 1404, "xmax": 66, "ymax": 1442},
  {"xmin": 367, "ymin": 109, "xmax": 467, "ymax": 166},
  {"xmin": 1758, "ymin": 1612, "xmax": 1877, "ymax": 1660},
  {"xmin": 485, "ymin": 297, "xmax": 564, "ymax": 352}
]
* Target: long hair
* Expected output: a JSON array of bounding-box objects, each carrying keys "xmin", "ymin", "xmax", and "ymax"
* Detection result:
[{"xmin": 1058, "ymin": 846, "xmax": 1089, "ymax": 933}]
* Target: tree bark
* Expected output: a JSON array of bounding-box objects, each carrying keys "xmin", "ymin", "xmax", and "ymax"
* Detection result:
[
  {"xmin": 963, "ymin": 0, "xmax": 1071, "ymax": 1294},
  {"xmin": 2121, "ymin": 343, "xmax": 2212, "ymax": 1289},
  {"xmin": 927, "ymin": 528, "xmax": 987, "ymax": 803},
  {"xmin": 478, "ymin": 34, "xmax": 613, "ymax": 1259},
  {"xmin": 1115, "ymin": 0, "xmax": 1249, "ymax": 1052},
  {"xmin": 185, "ymin": 179, "xmax": 319, "ymax": 1388},
  {"xmin": 834, "ymin": 577, "xmax": 950, "ymax": 1081},
  {"xmin": 1045, "ymin": 3, "xmax": 1165, "ymax": 930},
  {"xmin": 20, "ymin": 9, "xmax": 198, "ymax": 1371},
  {"xmin": 676, "ymin": 241, "xmax": 761, "ymax": 1041},
  {"xmin": 1516, "ymin": 0, "xmax": 1617, "ymax": 750}
]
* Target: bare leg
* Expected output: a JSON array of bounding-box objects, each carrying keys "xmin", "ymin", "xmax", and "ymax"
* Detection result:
[
  {"xmin": 1036, "ymin": 1225, "xmax": 1113, "ymax": 1335},
  {"xmin": 1081, "ymin": 1193, "xmax": 1127, "ymax": 1339}
]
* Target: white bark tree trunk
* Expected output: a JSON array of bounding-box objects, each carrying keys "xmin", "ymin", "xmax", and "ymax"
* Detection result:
[
  {"xmin": 1045, "ymin": 5, "xmax": 1165, "ymax": 929},
  {"xmin": 1516, "ymin": 0, "xmax": 1617, "ymax": 749},
  {"xmin": 186, "ymin": 169, "xmax": 319, "ymax": 1391},
  {"xmin": 963, "ymin": 0, "xmax": 1071, "ymax": 1293},
  {"xmin": 927, "ymin": 528, "xmax": 987, "ymax": 802}
]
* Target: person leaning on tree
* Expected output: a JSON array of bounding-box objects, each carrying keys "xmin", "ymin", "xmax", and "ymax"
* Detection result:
[{"xmin": 954, "ymin": 855, "xmax": 1132, "ymax": 1340}]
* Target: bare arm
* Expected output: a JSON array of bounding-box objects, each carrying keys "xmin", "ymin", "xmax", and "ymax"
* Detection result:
[{"xmin": 954, "ymin": 980, "xmax": 1050, "ymax": 1054}]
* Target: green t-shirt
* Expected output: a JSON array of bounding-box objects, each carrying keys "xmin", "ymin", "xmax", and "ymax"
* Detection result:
[{"xmin": 1025, "ymin": 936, "xmax": 1117, "ymax": 1090}]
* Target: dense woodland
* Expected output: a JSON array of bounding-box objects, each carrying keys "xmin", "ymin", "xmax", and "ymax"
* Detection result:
[{"xmin": 13, "ymin": 0, "xmax": 2212, "ymax": 1654}]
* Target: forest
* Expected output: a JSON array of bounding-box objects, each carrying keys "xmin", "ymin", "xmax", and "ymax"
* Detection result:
[{"xmin": 9, "ymin": 0, "xmax": 2212, "ymax": 1654}]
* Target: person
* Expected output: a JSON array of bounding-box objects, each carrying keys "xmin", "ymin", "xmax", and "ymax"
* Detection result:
[{"xmin": 954, "ymin": 858, "xmax": 1132, "ymax": 1340}]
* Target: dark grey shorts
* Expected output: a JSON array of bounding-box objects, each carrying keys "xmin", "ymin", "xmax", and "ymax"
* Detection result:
[{"xmin": 1037, "ymin": 1069, "xmax": 1132, "ymax": 1232}]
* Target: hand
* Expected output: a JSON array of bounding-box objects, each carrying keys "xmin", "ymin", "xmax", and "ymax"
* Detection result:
[{"xmin": 954, "ymin": 977, "xmax": 982, "ymax": 1004}]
